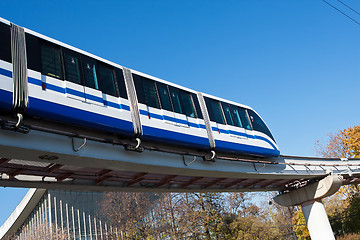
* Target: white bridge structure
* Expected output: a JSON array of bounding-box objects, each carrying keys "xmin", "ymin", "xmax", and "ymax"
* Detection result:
[{"xmin": 0, "ymin": 117, "xmax": 360, "ymax": 240}]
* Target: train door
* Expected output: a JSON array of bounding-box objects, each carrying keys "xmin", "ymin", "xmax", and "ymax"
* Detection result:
[
  {"xmin": 156, "ymin": 82, "xmax": 176, "ymax": 125},
  {"xmin": 81, "ymin": 57, "xmax": 104, "ymax": 106},
  {"xmin": 222, "ymin": 103, "xmax": 247, "ymax": 140},
  {"xmin": 62, "ymin": 50, "xmax": 86, "ymax": 102},
  {"xmin": 241, "ymin": 108, "xmax": 254, "ymax": 139},
  {"xmin": 229, "ymin": 105, "xmax": 251, "ymax": 139},
  {"xmin": 204, "ymin": 97, "xmax": 228, "ymax": 146},
  {"xmin": 168, "ymin": 87, "xmax": 190, "ymax": 128}
]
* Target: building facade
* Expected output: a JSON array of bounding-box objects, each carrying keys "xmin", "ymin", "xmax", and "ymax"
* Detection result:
[{"xmin": 0, "ymin": 189, "xmax": 117, "ymax": 240}]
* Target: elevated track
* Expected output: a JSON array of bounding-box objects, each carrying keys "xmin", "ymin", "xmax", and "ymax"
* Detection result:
[{"xmin": 0, "ymin": 118, "xmax": 359, "ymax": 192}]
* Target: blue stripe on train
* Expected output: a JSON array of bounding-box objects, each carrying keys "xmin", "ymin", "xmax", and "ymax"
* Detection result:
[
  {"xmin": 253, "ymin": 135, "xmax": 278, "ymax": 154},
  {"xmin": 27, "ymin": 97, "xmax": 134, "ymax": 136},
  {"xmin": 0, "ymin": 68, "xmax": 13, "ymax": 111},
  {"xmin": 28, "ymin": 77, "xmax": 66, "ymax": 94},
  {"xmin": 140, "ymin": 109, "xmax": 203, "ymax": 129},
  {"xmin": 142, "ymin": 125, "xmax": 210, "ymax": 150},
  {"xmin": 0, "ymin": 68, "xmax": 12, "ymax": 78},
  {"xmin": 215, "ymin": 139, "xmax": 280, "ymax": 157},
  {"xmin": 0, "ymin": 89, "xmax": 13, "ymax": 111}
]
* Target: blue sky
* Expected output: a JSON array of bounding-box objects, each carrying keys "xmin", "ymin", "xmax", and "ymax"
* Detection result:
[{"xmin": 1, "ymin": 0, "xmax": 360, "ymax": 226}]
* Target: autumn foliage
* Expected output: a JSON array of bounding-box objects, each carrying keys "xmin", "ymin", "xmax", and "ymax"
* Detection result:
[
  {"xmin": 312, "ymin": 124, "xmax": 360, "ymax": 239},
  {"xmin": 316, "ymin": 125, "xmax": 360, "ymax": 158},
  {"xmin": 98, "ymin": 192, "xmax": 283, "ymax": 239}
]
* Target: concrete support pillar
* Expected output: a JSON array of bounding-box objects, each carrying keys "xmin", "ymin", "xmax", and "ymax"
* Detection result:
[
  {"xmin": 301, "ymin": 200, "xmax": 335, "ymax": 240},
  {"xmin": 274, "ymin": 175, "xmax": 343, "ymax": 240}
]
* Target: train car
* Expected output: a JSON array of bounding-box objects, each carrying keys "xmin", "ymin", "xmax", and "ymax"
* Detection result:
[{"xmin": 0, "ymin": 17, "xmax": 280, "ymax": 158}]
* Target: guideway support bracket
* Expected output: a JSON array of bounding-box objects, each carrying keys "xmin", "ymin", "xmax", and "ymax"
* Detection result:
[{"xmin": 274, "ymin": 174, "xmax": 343, "ymax": 240}]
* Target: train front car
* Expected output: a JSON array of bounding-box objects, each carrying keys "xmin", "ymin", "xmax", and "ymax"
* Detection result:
[{"xmin": 202, "ymin": 94, "xmax": 280, "ymax": 158}]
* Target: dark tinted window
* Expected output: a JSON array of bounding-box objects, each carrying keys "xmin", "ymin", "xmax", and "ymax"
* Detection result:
[
  {"xmin": 97, "ymin": 64, "xmax": 117, "ymax": 96},
  {"xmin": 169, "ymin": 87, "xmax": 182, "ymax": 114},
  {"xmin": 41, "ymin": 44, "xmax": 62, "ymax": 79},
  {"xmin": 247, "ymin": 109, "xmax": 275, "ymax": 141},
  {"xmin": 227, "ymin": 105, "xmax": 251, "ymax": 130},
  {"xmin": 114, "ymin": 68, "xmax": 127, "ymax": 99},
  {"xmin": 205, "ymin": 98, "xmax": 225, "ymax": 124},
  {"xmin": 0, "ymin": 22, "xmax": 11, "ymax": 62},
  {"xmin": 156, "ymin": 82, "xmax": 172, "ymax": 111},
  {"xmin": 133, "ymin": 74, "xmax": 159, "ymax": 108},
  {"xmin": 221, "ymin": 102, "xmax": 235, "ymax": 126},
  {"xmin": 179, "ymin": 91, "xmax": 195, "ymax": 118},
  {"xmin": 82, "ymin": 57, "xmax": 99, "ymax": 89},
  {"xmin": 64, "ymin": 51, "xmax": 81, "ymax": 84},
  {"xmin": 26, "ymin": 34, "xmax": 41, "ymax": 72},
  {"xmin": 230, "ymin": 106, "xmax": 243, "ymax": 128},
  {"xmin": 168, "ymin": 87, "xmax": 196, "ymax": 117},
  {"xmin": 238, "ymin": 108, "xmax": 251, "ymax": 130}
]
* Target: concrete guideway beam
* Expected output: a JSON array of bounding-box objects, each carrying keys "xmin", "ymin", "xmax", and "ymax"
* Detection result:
[
  {"xmin": 274, "ymin": 174, "xmax": 343, "ymax": 206},
  {"xmin": 274, "ymin": 175, "xmax": 343, "ymax": 240}
]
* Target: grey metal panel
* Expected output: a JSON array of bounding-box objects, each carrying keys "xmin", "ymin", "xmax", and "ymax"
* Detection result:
[
  {"xmin": 123, "ymin": 67, "xmax": 142, "ymax": 137},
  {"xmin": 196, "ymin": 92, "xmax": 215, "ymax": 149},
  {"xmin": 10, "ymin": 23, "xmax": 28, "ymax": 112}
]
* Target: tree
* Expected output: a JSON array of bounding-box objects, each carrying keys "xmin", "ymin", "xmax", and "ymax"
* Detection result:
[
  {"xmin": 99, "ymin": 192, "xmax": 164, "ymax": 239},
  {"xmin": 268, "ymin": 198, "xmax": 297, "ymax": 238},
  {"xmin": 99, "ymin": 191, "xmax": 283, "ymax": 239},
  {"xmin": 292, "ymin": 207, "xmax": 310, "ymax": 240},
  {"xmin": 315, "ymin": 124, "xmax": 360, "ymax": 237},
  {"xmin": 315, "ymin": 125, "xmax": 360, "ymax": 158}
]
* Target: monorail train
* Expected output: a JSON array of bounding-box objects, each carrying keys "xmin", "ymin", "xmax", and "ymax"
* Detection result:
[{"xmin": 0, "ymin": 17, "xmax": 279, "ymax": 159}]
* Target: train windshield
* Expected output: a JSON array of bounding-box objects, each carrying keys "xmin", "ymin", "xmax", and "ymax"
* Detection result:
[{"xmin": 247, "ymin": 109, "xmax": 276, "ymax": 142}]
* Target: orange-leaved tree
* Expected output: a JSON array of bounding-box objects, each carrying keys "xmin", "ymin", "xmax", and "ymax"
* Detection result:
[
  {"xmin": 316, "ymin": 125, "xmax": 360, "ymax": 158},
  {"xmin": 315, "ymin": 124, "xmax": 360, "ymax": 237}
]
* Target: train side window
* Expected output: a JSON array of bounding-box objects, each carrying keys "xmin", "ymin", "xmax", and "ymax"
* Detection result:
[
  {"xmin": 41, "ymin": 43, "xmax": 62, "ymax": 79},
  {"xmin": 192, "ymin": 94, "xmax": 203, "ymax": 119},
  {"xmin": 238, "ymin": 107, "xmax": 252, "ymax": 130},
  {"xmin": 26, "ymin": 34, "xmax": 41, "ymax": 72},
  {"xmin": 179, "ymin": 91, "xmax": 195, "ymax": 118},
  {"xmin": 156, "ymin": 82, "xmax": 172, "ymax": 111},
  {"xmin": 82, "ymin": 57, "xmax": 99, "ymax": 90},
  {"xmin": 63, "ymin": 51, "xmax": 81, "ymax": 85},
  {"xmin": 247, "ymin": 109, "xmax": 275, "ymax": 141},
  {"xmin": 169, "ymin": 87, "xmax": 183, "ymax": 114},
  {"xmin": 205, "ymin": 97, "xmax": 225, "ymax": 124},
  {"xmin": 133, "ymin": 74, "xmax": 159, "ymax": 108},
  {"xmin": 221, "ymin": 102, "xmax": 234, "ymax": 126},
  {"xmin": 133, "ymin": 74, "xmax": 145, "ymax": 104},
  {"xmin": 97, "ymin": 64, "xmax": 117, "ymax": 96},
  {"xmin": 230, "ymin": 106, "xmax": 243, "ymax": 128},
  {"xmin": 0, "ymin": 22, "xmax": 11, "ymax": 63},
  {"xmin": 114, "ymin": 68, "xmax": 128, "ymax": 99}
]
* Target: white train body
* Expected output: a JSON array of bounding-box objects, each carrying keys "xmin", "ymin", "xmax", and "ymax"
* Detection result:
[{"xmin": 0, "ymin": 17, "xmax": 279, "ymax": 158}]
